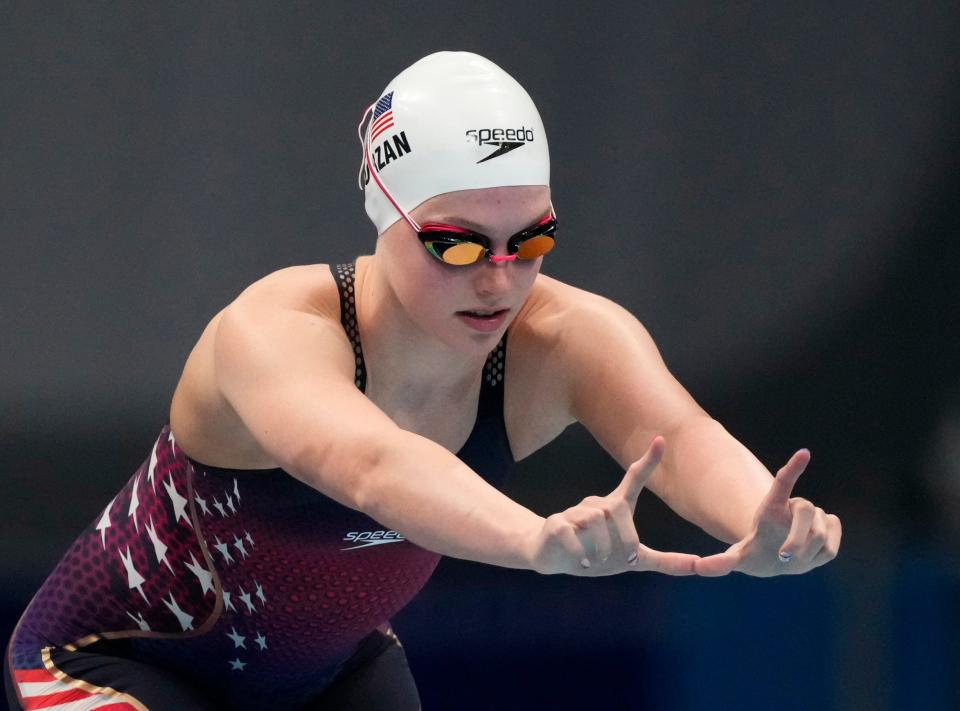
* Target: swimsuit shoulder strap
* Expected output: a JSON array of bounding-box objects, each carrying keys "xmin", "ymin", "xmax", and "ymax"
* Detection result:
[
  {"xmin": 477, "ymin": 331, "xmax": 507, "ymax": 418},
  {"xmin": 330, "ymin": 262, "xmax": 367, "ymax": 392}
]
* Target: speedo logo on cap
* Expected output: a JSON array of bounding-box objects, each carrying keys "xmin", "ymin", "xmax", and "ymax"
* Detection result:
[{"xmin": 466, "ymin": 126, "xmax": 536, "ymax": 164}]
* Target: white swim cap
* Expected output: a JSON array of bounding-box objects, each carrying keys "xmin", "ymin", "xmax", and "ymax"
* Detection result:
[{"xmin": 358, "ymin": 52, "xmax": 551, "ymax": 235}]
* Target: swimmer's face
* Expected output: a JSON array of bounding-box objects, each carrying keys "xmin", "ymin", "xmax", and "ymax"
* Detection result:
[{"xmin": 378, "ymin": 185, "xmax": 551, "ymax": 355}]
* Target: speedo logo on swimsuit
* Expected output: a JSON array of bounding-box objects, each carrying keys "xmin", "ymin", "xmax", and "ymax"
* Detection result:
[
  {"xmin": 466, "ymin": 126, "xmax": 535, "ymax": 163},
  {"xmin": 341, "ymin": 530, "xmax": 406, "ymax": 550}
]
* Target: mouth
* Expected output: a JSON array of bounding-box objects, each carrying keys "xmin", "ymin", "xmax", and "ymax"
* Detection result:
[
  {"xmin": 455, "ymin": 308, "xmax": 510, "ymax": 332},
  {"xmin": 455, "ymin": 308, "xmax": 509, "ymax": 319}
]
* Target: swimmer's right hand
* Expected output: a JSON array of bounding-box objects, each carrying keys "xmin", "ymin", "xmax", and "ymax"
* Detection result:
[{"xmin": 524, "ymin": 436, "xmax": 702, "ymax": 576}]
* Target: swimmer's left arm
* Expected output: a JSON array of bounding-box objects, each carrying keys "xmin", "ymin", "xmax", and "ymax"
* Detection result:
[{"xmin": 541, "ymin": 281, "xmax": 841, "ymax": 576}]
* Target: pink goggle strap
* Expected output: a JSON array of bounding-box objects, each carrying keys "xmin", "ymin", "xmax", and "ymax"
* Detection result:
[{"xmin": 356, "ymin": 103, "xmax": 422, "ymax": 233}]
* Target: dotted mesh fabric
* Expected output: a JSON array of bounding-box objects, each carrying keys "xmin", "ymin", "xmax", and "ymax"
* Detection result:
[
  {"xmin": 484, "ymin": 338, "xmax": 506, "ymax": 387},
  {"xmin": 333, "ymin": 264, "xmax": 367, "ymax": 391}
]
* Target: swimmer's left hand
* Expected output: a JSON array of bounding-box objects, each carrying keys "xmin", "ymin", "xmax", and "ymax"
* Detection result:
[{"xmin": 693, "ymin": 449, "xmax": 842, "ymax": 577}]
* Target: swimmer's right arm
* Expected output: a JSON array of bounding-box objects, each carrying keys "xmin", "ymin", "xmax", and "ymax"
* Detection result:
[{"xmin": 214, "ymin": 302, "xmax": 700, "ymax": 577}]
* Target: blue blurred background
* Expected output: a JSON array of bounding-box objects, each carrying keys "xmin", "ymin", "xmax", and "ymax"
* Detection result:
[{"xmin": 2, "ymin": 2, "xmax": 958, "ymax": 709}]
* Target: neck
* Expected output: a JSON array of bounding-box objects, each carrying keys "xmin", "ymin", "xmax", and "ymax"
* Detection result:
[{"xmin": 354, "ymin": 255, "xmax": 489, "ymax": 402}]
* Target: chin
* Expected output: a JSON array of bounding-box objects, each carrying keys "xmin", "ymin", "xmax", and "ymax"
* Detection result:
[{"xmin": 448, "ymin": 316, "xmax": 513, "ymax": 355}]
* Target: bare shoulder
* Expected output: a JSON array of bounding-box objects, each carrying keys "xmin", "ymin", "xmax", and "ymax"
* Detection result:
[
  {"xmin": 170, "ymin": 262, "xmax": 354, "ymax": 468},
  {"xmin": 215, "ymin": 262, "xmax": 355, "ymax": 377},
  {"xmin": 218, "ymin": 262, "xmax": 360, "ymax": 379},
  {"xmin": 506, "ymin": 272, "xmax": 683, "ymax": 460},
  {"xmin": 230, "ymin": 263, "xmax": 343, "ymax": 317},
  {"xmin": 512, "ymin": 273, "xmax": 644, "ymax": 360},
  {"xmin": 512, "ymin": 273, "xmax": 705, "ymax": 473},
  {"xmin": 505, "ymin": 273, "xmax": 634, "ymax": 459}
]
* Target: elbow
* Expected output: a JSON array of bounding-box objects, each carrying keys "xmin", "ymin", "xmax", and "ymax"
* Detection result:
[
  {"xmin": 289, "ymin": 433, "xmax": 394, "ymax": 515},
  {"xmin": 347, "ymin": 444, "xmax": 389, "ymax": 515}
]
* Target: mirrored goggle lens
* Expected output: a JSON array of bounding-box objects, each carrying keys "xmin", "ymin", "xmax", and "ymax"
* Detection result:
[
  {"xmin": 429, "ymin": 240, "xmax": 487, "ymax": 265},
  {"xmin": 515, "ymin": 234, "xmax": 556, "ymax": 260}
]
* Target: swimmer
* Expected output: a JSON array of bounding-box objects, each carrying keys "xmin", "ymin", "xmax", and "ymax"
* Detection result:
[{"xmin": 5, "ymin": 52, "xmax": 841, "ymax": 710}]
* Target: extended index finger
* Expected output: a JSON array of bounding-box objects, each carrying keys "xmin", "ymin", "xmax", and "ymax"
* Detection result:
[
  {"xmin": 634, "ymin": 543, "xmax": 699, "ymax": 576},
  {"xmin": 614, "ymin": 436, "xmax": 665, "ymax": 508},
  {"xmin": 765, "ymin": 448, "xmax": 811, "ymax": 505}
]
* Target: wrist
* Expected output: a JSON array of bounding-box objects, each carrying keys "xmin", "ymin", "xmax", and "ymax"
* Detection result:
[{"xmin": 509, "ymin": 514, "xmax": 547, "ymax": 572}]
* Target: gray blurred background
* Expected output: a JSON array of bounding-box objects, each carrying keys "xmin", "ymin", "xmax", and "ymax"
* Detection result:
[{"xmin": 2, "ymin": 2, "xmax": 958, "ymax": 709}]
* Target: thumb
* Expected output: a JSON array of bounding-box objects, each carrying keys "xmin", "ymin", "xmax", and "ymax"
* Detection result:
[
  {"xmin": 694, "ymin": 550, "xmax": 741, "ymax": 577},
  {"xmin": 614, "ymin": 436, "xmax": 665, "ymax": 508}
]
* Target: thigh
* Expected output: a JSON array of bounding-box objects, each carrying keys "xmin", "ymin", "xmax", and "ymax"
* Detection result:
[
  {"xmin": 7, "ymin": 639, "xmax": 216, "ymax": 711},
  {"xmin": 302, "ymin": 628, "xmax": 421, "ymax": 711}
]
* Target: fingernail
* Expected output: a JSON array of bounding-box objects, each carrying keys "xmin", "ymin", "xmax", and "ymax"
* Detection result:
[
  {"xmin": 627, "ymin": 552, "xmax": 638, "ymax": 565},
  {"xmin": 580, "ymin": 558, "xmax": 591, "ymax": 568},
  {"xmin": 779, "ymin": 551, "xmax": 793, "ymax": 562}
]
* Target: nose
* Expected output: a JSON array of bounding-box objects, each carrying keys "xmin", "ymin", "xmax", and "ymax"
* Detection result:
[{"xmin": 474, "ymin": 256, "xmax": 514, "ymax": 297}]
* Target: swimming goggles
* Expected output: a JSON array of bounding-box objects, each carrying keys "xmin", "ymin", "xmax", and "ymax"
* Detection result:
[{"xmin": 416, "ymin": 213, "xmax": 557, "ymax": 266}]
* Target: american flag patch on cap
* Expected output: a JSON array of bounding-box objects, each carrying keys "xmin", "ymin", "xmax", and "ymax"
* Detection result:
[{"xmin": 370, "ymin": 92, "xmax": 394, "ymax": 142}]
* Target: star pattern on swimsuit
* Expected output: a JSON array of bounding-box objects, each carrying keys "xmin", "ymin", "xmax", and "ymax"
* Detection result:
[
  {"xmin": 127, "ymin": 473, "xmax": 141, "ymax": 532},
  {"xmin": 118, "ymin": 545, "xmax": 148, "ymax": 603},
  {"xmin": 95, "ymin": 497, "xmax": 115, "ymax": 549},
  {"xmin": 163, "ymin": 592, "xmax": 194, "ymax": 631},
  {"xmin": 238, "ymin": 586, "xmax": 256, "ymax": 614},
  {"xmin": 29, "ymin": 428, "xmax": 227, "ymax": 648},
  {"xmin": 125, "ymin": 610, "xmax": 150, "ymax": 631},
  {"xmin": 162, "ymin": 475, "xmax": 192, "ymax": 528},
  {"xmin": 226, "ymin": 627, "xmax": 246, "ymax": 649},
  {"xmin": 233, "ymin": 534, "xmax": 249, "ymax": 560},
  {"xmin": 145, "ymin": 515, "xmax": 175, "ymax": 573},
  {"xmin": 146, "ymin": 433, "xmax": 162, "ymax": 493},
  {"xmin": 184, "ymin": 551, "xmax": 215, "ymax": 596},
  {"xmin": 213, "ymin": 535, "xmax": 235, "ymax": 564}
]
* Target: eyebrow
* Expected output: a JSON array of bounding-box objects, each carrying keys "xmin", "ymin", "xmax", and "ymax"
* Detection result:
[
  {"xmin": 432, "ymin": 216, "xmax": 490, "ymax": 233},
  {"xmin": 430, "ymin": 211, "xmax": 552, "ymax": 235}
]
